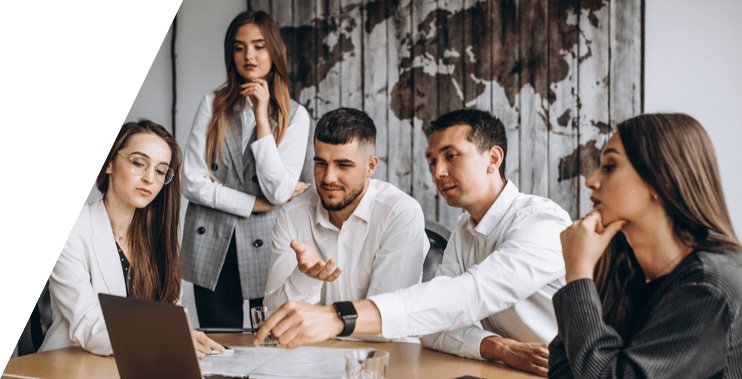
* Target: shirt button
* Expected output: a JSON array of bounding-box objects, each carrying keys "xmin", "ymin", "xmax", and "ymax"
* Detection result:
[
  {"xmin": 197, "ymin": 227, "xmax": 206, "ymax": 235},
  {"xmin": 253, "ymin": 239, "xmax": 263, "ymax": 247},
  {"xmin": 251, "ymin": 175, "xmax": 258, "ymax": 183},
  {"xmin": 210, "ymin": 163, "xmax": 218, "ymax": 171}
]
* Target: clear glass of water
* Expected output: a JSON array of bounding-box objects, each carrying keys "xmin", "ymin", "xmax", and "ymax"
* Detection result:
[
  {"xmin": 344, "ymin": 349, "xmax": 389, "ymax": 379},
  {"xmin": 250, "ymin": 306, "xmax": 279, "ymax": 347}
]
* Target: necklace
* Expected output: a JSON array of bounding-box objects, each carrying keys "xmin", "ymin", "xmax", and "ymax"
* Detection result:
[{"xmin": 113, "ymin": 231, "xmax": 127, "ymax": 243}]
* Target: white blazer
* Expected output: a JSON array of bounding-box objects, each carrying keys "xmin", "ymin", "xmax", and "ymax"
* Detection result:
[{"xmin": 39, "ymin": 200, "xmax": 184, "ymax": 355}]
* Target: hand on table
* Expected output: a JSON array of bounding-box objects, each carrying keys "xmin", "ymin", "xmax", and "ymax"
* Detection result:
[
  {"xmin": 560, "ymin": 210, "xmax": 625, "ymax": 283},
  {"xmin": 191, "ymin": 330, "xmax": 225, "ymax": 359},
  {"xmin": 481, "ymin": 336, "xmax": 549, "ymax": 377},
  {"xmin": 291, "ymin": 240, "xmax": 342, "ymax": 282},
  {"xmin": 253, "ymin": 301, "xmax": 343, "ymax": 349}
]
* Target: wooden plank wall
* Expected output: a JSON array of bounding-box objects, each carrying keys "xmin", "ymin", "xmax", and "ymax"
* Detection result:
[{"xmin": 247, "ymin": 0, "xmax": 642, "ymax": 230}]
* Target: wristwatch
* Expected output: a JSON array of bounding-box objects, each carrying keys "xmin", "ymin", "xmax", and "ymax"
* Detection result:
[{"xmin": 333, "ymin": 301, "xmax": 358, "ymax": 337}]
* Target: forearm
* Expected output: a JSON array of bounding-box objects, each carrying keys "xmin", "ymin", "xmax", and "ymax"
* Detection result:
[
  {"xmin": 252, "ymin": 106, "xmax": 309, "ymax": 204},
  {"xmin": 350, "ymin": 299, "xmax": 383, "ymax": 335}
]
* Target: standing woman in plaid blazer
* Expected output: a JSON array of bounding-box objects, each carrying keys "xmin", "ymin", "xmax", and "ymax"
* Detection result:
[{"xmin": 181, "ymin": 11, "xmax": 310, "ymax": 328}]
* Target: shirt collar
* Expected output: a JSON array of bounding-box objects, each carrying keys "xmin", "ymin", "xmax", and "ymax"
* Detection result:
[
  {"xmin": 467, "ymin": 180, "xmax": 519, "ymax": 236},
  {"xmin": 314, "ymin": 179, "xmax": 377, "ymax": 230}
]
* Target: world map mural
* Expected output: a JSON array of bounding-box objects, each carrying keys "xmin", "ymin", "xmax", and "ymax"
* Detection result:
[{"xmin": 263, "ymin": 0, "xmax": 641, "ymax": 227}]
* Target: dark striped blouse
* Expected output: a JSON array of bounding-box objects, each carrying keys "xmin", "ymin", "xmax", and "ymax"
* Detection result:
[{"xmin": 549, "ymin": 248, "xmax": 742, "ymax": 379}]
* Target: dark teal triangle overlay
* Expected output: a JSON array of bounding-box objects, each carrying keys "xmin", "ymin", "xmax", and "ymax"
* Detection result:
[{"xmin": 0, "ymin": 0, "xmax": 180, "ymax": 369}]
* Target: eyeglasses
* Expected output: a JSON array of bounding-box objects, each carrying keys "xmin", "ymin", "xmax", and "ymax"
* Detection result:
[{"xmin": 116, "ymin": 153, "xmax": 174, "ymax": 185}]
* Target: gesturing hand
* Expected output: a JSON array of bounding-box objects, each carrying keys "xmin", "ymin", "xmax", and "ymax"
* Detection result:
[
  {"xmin": 560, "ymin": 210, "xmax": 625, "ymax": 283},
  {"xmin": 190, "ymin": 330, "xmax": 225, "ymax": 359},
  {"xmin": 481, "ymin": 337, "xmax": 549, "ymax": 377},
  {"xmin": 291, "ymin": 240, "xmax": 342, "ymax": 282}
]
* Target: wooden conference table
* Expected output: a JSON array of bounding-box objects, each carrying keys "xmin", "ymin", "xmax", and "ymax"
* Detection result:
[{"xmin": 3, "ymin": 334, "xmax": 539, "ymax": 379}]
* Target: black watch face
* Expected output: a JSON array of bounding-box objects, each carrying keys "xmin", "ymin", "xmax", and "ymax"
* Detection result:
[{"xmin": 335, "ymin": 302, "xmax": 358, "ymax": 317}]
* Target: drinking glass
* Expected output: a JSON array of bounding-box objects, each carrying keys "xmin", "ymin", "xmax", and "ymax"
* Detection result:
[
  {"xmin": 344, "ymin": 349, "xmax": 389, "ymax": 379},
  {"xmin": 250, "ymin": 306, "xmax": 279, "ymax": 347}
]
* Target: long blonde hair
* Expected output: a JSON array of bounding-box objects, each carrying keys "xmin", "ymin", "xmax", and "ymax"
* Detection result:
[
  {"xmin": 205, "ymin": 11, "xmax": 291, "ymax": 180},
  {"xmin": 594, "ymin": 113, "xmax": 741, "ymax": 337}
]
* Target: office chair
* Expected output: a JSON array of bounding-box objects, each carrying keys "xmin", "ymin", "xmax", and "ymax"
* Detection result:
[
  {"xmin": 423, "ymin": 220, "xmax": 452, "ymax": 282},
  {"xmin": 13, "ymin": 280, "xmax": 52, "ymax": 357}
]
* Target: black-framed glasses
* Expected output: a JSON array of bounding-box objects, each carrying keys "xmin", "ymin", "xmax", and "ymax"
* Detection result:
[{"xmin": 117, "ymin": 153, "xmax": 174, "ymax": 185}]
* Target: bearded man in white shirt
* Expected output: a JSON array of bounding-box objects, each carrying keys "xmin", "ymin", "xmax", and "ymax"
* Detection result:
[
  {"xmin": 255, "ymin": 109, "xmax": 571, "ymax": 377},
  {"xmin": 262, "ymin": 107, "xmax": 429, "ymax": 341}
]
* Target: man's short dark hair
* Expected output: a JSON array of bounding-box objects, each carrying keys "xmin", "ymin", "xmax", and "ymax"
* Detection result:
[
  {"xmin": 315, "ymin": 108, "xmax": 376, "ymax": 152},
  {"xmin": 429, "ymin": 109, "xmax": 507, "ymax": 179}
]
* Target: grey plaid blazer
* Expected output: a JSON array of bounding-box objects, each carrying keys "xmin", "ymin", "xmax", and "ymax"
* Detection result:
[{"xmin": 181, "ymin": 99, "xmax": 301, "ymax": 300}]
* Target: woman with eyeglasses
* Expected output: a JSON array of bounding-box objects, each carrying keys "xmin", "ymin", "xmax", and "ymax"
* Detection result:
[
  {"xmin": 40, "ymin": 120, "xmax": 224, "ymax": 358},
  {"xmin": 549, "ymin": 113, "xmax": 742, "ymax": 378},
  {"xmin": 180, "ymin": 11, "xmax": 310, "ymax": 328}
]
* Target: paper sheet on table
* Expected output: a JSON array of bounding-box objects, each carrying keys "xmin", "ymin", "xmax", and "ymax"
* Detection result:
[
  {"xmin": 199, "ymin": 347, "xmax": 284, "ymax": 377},
  {"xmin": 249, "ymin": 347, "xmax": 358, "ymax": 379}
]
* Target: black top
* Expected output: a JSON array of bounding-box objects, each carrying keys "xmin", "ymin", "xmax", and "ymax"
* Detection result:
[
  {"xmin": 549, "ymin": 249, "xmax": 742, "ymax": 379},
  {"xmin": 115, "ymin": 241, "xmax": 131, "ymax": 297},
  {"xmin": 622, "ymin": 274, "xmax": 666, "ymax": 339}
]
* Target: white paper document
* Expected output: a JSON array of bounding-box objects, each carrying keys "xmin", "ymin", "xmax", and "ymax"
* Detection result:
[
  {"xmin": 199, "ymin": 346, "xmax": 357, "ymax": 378},
  {"xmin": 200, "ymin": 347, "xmax": 284, "ymax": 377}
]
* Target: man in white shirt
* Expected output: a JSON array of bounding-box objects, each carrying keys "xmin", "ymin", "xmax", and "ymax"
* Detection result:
[
  {"xmin": 255, "ymin": 109, "xmax": 571, "ymax": 377},
  {"xmin": 262, "ymin": 107, "xmax": 429, "ymax": 340}
]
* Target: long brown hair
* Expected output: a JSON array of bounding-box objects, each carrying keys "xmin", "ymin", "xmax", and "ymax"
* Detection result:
[
  {"xmin": 96, "ymin": 120, "xmax": 182, "ymax": 304},
  {"xmin": 594, "ymin": 113, "xmax": 741, "ymax": 336},
  {"xmin": 205, "ymin": 11, "xmax": 291, "ymax": 180}
]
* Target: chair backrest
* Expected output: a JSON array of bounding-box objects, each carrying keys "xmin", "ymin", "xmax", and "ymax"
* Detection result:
[
  {"xmin": 422, "ymin": 220, "xmax": 452, "ymax": 282},
  {"xmin": 13, "ymin": 280, "xmax": 52, "ymax": 357}
]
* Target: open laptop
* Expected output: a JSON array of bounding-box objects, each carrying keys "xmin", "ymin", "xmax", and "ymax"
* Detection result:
[{"xmin": 98, "ymin": 293, "xmax": 244, "ymax": 379}]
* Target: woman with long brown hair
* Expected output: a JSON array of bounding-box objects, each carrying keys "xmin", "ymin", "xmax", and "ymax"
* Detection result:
[
  {"xmin": 181, "ymin": 11, "xmax": 309, "ymax": 327},
  {"xmin": 549, "ymin": 113, "xmax": 742, "ymax": 378},
  {"xmin": 40, "ymin": 120, "xmax": 223, "ymax": 358}
]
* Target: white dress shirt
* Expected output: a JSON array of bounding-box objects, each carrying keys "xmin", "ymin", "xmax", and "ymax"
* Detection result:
[
  {"xmin": 369, "ymin": 180, "xmax": 571, "ymax": 360},
  {"xmin": 264, "ymin": 179, "xmax": 429, "ymax": 312},
  {"xmin": 182, "ymin": 92, "xmax": 310, "ymax": 218}
]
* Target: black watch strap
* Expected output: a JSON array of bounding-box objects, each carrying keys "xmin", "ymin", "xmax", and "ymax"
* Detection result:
[{"xmin": 334, "ymin": 301, "xmax": 358, "ymax": 337}]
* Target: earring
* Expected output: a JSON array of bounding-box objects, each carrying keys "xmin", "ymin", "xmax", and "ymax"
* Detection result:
[{"xmin": 652, "ymin": 194, "xmax": 658, "ymax": 200}]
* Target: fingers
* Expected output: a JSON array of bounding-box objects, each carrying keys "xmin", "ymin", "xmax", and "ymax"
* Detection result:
[
  {"xmin": 253, "ymin": 304, "xmax": 288, "ymax": 346},
  {"xmin": 601, "ymin": 219, "xmax": 626, "ymax": 239},
  {"xmin": 315, "ymin": 260, "xmax": 342, "ymax": 282},
  {"xmin": 190, "ymin": 330, "xmax": 226, "ymax": 360},
  {"xmin": 529, "ymin": 364, "xmax": 549, "ymax": 377}
]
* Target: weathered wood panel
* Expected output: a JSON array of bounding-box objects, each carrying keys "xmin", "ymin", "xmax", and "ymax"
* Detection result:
[
  {"xmin": 578, "ymin": 0, "xmax": 611, "ymax": 218},
  {"xmin": 316, "ymin": 0, "xmax": 342, "ymax": 119},
  {"xmin": 519, "ymin": 0, "xmax": 549, "ymax": 197},
  {"xmin": 548, "ymin": 0, "xmax": 579, "ymax": 220},
  {"xmin": 291, "ymin": 0, "xmax": 318, "ymax": 183},
  {"xmin": 411, "ymin": 0, "xmax": 439, "ymax": 224},
  {"xmin": 364, "ymin": 0, "xmax": 389, "ymax": 181},
  {"xmin": 437, "ymin": 0, "xmax": 466, "ymax": 229},
  {"xmin": 341, "ymin": 0, "xmax": 364, "ymax": 109},
  {"xmin": 492, "ymin": 0, "xmax": 520, "ymax": 188},
  {"xmin": 610, "ymin": 0, "xmax": 642, "ymax": 125},
  {"xmin": 387, "ymin": 0, "xmax": 413, "ymax": 193}
]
